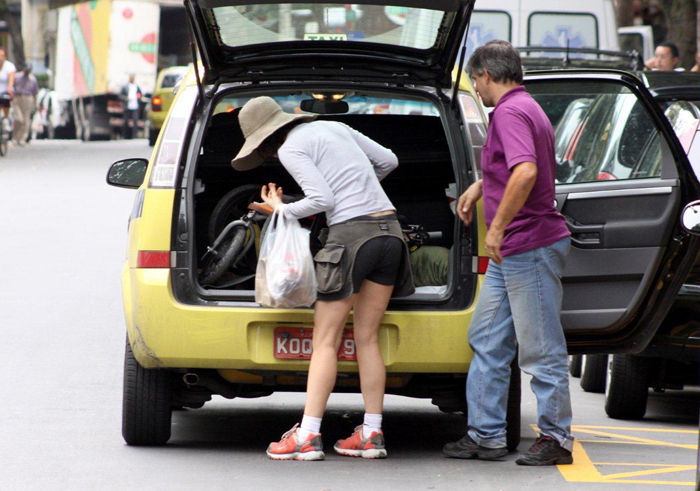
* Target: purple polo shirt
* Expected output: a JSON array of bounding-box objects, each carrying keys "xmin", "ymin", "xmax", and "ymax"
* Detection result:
[{"xmin": 482, "ymin": 86, "xmax": 570, "ymax": 257}]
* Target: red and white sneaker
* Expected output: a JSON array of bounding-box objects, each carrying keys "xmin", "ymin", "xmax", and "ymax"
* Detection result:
[
  {"xmin": 334, "ymin": 425, "xmax": 387, "ymax": 459},
  {"xmin": 266, "ymin": 423, "xmax": 325, "ymax": 461}
]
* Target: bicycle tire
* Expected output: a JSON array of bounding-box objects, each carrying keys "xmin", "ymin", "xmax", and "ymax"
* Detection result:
[
  {"xmin": 208, "ymin": 184, "xmax": 263, "ymax": 244},
  {"xmin": 200, "ymin": 226, "xmax": 248, "ymax": 286}
]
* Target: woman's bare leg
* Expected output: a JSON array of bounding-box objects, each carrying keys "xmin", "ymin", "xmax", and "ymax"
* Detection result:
[
  {"xmin": 353, "ymin": 280, "xmax": 394, "ymax": 415},
  {"xmin": 303, "ymin": 296, "xmax": 355, "ymax": 418}
]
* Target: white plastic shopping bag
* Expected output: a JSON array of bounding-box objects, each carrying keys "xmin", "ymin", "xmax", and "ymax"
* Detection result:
[{"xmin": 256, "ymin": 211, "xmax": 317, "ymax": 308}]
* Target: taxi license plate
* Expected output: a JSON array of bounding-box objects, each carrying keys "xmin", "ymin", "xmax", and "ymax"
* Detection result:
[{"xmin": 274, "ymin": 327, "xmax": 356, "ymax": 361}]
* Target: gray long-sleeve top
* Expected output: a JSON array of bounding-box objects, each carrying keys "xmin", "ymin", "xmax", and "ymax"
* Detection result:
[{"xmin": 277, "ymin": 120, "xmax": 398, "ymax": 226}]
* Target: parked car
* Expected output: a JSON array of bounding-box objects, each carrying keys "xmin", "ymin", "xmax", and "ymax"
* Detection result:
[
  {"xmin": 147, "ymin": 66, "xmax": 189, "ymax": 146},
  {"xmin": 603, "ymin": 72, "xmax": 700, "ymax": 419},
  {"xmin": 107, "ymin": 0, "xmax": 700, "ymax": 446},
  {"xmin": 560, "ymin": 72, "xmax": 700, "ymax": 413}
]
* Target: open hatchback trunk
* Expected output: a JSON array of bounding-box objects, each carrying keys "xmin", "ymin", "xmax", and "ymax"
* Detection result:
[{"xmin": 187, "ymin": 90, "xmax": 467, "ymax": 306}]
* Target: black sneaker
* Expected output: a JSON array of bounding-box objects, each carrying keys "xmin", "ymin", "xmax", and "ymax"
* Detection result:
[
  {"xmin": 443, "ymin": 434, "xmax": 508, "ymax": 461},
  {"xmin": 515, "ymin": 436, "xmax": 573, "ymax": 466}
]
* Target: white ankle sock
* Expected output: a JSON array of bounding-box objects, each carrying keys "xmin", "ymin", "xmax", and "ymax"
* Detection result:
[
  {"xmin": 299, "ymin": 415, "xmax": 322, "ymax": 441},
  {"xmin": 363, "ymin": 413, "xmax": 383, "ymax": 438}
]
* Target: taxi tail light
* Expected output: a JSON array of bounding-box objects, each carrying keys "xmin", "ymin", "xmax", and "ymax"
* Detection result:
[
  {"xmin": 473, "ymin": 256, "xmax": 489, "ymax": 274},
  {"xmin": 137, "ymin": 251, "xmax": 171, "ymax": 268},
  {"xmin": 149, "ymin": 86, "xmax": 198, "ymax": 189},
  {"xmin": 151, "ymin": 96, "xmax": 163, "ymax": 112}
]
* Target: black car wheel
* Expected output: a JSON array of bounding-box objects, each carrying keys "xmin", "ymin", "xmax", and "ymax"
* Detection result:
[
  {"xmin": 122, "ymin": 337, "xmax": 173, "ymax": 446},
  {"xmin": 568, "ymin": 355, "xmax": 582, "ymax": 378},
  {"xmin": 580, "ymin": 355, "xmax": 608, "ymax": 393},
  {"xmin": 605, "ymin": 354, "xmax": 649, "ymax": 420}
]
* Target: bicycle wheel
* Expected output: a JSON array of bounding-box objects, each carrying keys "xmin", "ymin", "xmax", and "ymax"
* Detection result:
[
  {"xmin": 200, "ymin": 226, "xmax": 248, "ymax": 286},
  {"xmin": 208, "ymin": 184, "xmax": 262, "ymax": 244}
]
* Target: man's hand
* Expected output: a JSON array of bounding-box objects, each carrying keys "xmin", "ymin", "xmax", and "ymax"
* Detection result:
[
  {"xmin": 457, "ymin": 180, "xmax": 483, "ymax": 225},
  {"xmin": 485, "ymin": 226, "xmax": 505, "ymax": 265},
  {"xmin": 261, "ymin": 182, "xmax": 284, "ymax": 210}
]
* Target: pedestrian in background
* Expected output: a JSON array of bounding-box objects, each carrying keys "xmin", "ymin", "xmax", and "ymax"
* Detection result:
[
  {"xmin": 120, "ymin": 74, "xmax": 142, "ymax": 139},
  {"xmin": 645, "ymin": 42, "xmax": 682, "ymax": 71},
  {"xmin": 0, "ymin": 47, "xmax": 16, "ymax": 133},
  {"xmin": 13, "ymin": 63, "xmax": 38, "ymax": 146},
  {"xmin": 443, "ymin": 40, "xmax": 574, "ymax": 466}
]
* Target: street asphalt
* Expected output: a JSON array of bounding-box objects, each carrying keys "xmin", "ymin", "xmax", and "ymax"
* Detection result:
[{"xmin": 1, "ymin": 140, "xmax": 698, "ymax": 490}]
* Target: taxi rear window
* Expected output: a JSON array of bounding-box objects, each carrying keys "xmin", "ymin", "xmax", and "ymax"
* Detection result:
[{"xmin": 209, "ymin": 3, "xmax": 454, "ymax": 51}]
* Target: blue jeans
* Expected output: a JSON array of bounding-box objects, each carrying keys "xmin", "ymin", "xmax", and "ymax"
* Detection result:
[{"xmin": 467, "ymin": 238, "xmax": 574, "ymax": 451}]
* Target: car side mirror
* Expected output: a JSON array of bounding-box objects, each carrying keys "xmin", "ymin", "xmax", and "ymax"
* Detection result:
[
  {"xmin": 681, "ymin": 200, "xmax": 700, "ymax": 235},
  {"xmin": 107, "ymin": 158, "xmax": 148, "ymax": 189}
]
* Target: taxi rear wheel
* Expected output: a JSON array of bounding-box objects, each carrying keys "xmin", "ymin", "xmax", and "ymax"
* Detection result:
[{"xmin": 122, "ymin": 338, "xmax": 173, "ymax": 446}]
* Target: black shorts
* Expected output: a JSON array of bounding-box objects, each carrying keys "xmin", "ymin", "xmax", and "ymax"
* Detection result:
[
  {"xmin": 318, "ymin": 215, "xmax": 406, "ymax": 302},
  {"xmin": 351, "ymin": 235, "xmax": 404, "ymax": 293}
]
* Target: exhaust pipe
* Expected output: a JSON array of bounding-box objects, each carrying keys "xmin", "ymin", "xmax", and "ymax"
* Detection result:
[
  {"xmin": 182, "ymin": 372, "xmax": 238, "ymax": 399},
  {"xmin": 183, "ymin": 373, "xmax": 200, "ymax": 386}
]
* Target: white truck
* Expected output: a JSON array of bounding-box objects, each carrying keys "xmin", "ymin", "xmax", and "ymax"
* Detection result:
[
  {"xmin": 464, "ymin": 1, "xmax": 655, "ymax": 72},
  {"xmin": 54, "ymin": 0, "xmax": 162, "ymax": 140}
]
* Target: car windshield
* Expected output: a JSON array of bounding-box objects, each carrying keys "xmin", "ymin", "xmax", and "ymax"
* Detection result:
[
  {"xmin": 215, "ymin": 93, "xmax": 439, "ymax": 116},
  {"xmin": 161, "ymin": 73, "xmax": 186, "ymax": 89},
  {"xmin": 209, "ymin": 3, "xmax": 451, "ymax": 50}
]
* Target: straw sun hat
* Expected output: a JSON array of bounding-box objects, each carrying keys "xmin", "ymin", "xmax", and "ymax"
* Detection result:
[{"xmin": 230, "ymin": 96, "xmax": 317, "ymax": 171}]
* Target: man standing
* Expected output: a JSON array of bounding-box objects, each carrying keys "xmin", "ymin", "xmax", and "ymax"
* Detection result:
[
  {"xmin": 13, "ymin": 63, "xmax": 38, "ymax": 145},
  {"xmin": 120, "ymin": 74, "xmax": 142, "ymax": 139},
  {"xmin": 443, "ymin": 41, "xmax": 574, "ymax": 466}
]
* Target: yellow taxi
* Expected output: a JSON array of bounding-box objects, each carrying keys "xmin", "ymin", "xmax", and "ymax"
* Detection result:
[
  {"xmin": 147, "ymin": 66, "xmax": 189, "ymax": 146},
  {"xmin": 107, "ymin": 0, "xmax": 700, "ymax": 447}
]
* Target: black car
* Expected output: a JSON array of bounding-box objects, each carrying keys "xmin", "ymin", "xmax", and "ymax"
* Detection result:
[{"xmin": 567, "ymin": 71, "xmax": 700, "ymax": 418}]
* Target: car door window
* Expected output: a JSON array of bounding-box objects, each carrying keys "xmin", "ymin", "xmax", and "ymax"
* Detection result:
[{"xmin": 529, "ymin": 82, "xmax": 666, "ymax": 183}]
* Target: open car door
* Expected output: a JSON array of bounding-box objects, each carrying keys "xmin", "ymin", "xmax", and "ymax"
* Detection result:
[{"xmin": 524, "ymin": 71, "xmax": 700, "ymax": 354}]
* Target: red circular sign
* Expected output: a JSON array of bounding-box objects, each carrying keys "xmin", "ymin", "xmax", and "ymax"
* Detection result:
[{"xmin": 141, "ymin": 32, "xmax": 157, "ymax": 64}]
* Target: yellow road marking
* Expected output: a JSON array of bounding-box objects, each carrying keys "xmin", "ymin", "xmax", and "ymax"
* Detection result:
[
  {"xmin": 556, "ymin": 439, "xmax": 605, "ymax": 483},
  {"xmin": 529, "ymin": 424, "xmax": 698, "ymax": 486},
  {"xmin": 602, "ymin": 466, "xmax": 697, "ymax": 480},
  {"xmin": 595, "ymin": 463, "xmax": 696, "ymax": 467},
  {"xmin": 578, "ymin": 440, "xmax": 692, "ymax": 446},
  {"xmin": 572, "ymin": 428, "xmax": 698, "ymax": 450},
  {"xmin": 573, "ymin": 425, "xmax": 699, "ymax": 435}
]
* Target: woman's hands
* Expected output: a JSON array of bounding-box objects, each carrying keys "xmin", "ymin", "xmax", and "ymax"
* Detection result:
[{"xmin": 261, "ymin": 182, "xmax": 284, "ymax": 211}]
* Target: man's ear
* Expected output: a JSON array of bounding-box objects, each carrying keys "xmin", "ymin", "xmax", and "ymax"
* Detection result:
[{"xmin": 482, "ymin": 68, "xmax": 493, "ymax": 85}]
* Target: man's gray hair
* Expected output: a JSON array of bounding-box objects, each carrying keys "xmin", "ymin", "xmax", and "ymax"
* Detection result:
[{"xmin": 467, "ymin": 40, "xmax": 524, "ymax": 85}]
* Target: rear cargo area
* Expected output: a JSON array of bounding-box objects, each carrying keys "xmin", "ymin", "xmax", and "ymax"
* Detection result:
[{"xmin": 191, "ymin": 97, "xmax": 459, "ymax": 302}]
